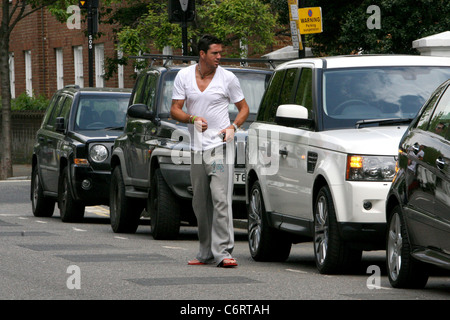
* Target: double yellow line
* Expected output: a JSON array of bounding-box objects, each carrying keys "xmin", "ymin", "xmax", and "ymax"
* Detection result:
[{"xmin": 85, "ymin": 205, "xmax": 110, "ymax": 217}]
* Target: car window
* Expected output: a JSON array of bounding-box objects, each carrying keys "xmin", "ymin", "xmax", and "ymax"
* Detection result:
[
  {"xmin": 158, "ymin": 69, "xmax": 271, "ymax": 116},
  {"xmin": 230, "ymin": 72, "xmax": 271, "ymax": 115},
  {"xmin": 46, "ymin": 95, "xmax": 65, "ymax": 129},
  {"xmin": 427, "ymin": 85, "xmax": 450, "ymax": 140},
  {"xmin": 160, "ymin": 70, "xmax": 178, "ymax": 115},
  {"xmin": 41, "ymin": 95, "xmax": 58, "ymax": 127},
  {"xmin": 131, "ymin": 73, "xmax": 148, "ymax": 105},
  {"xmin": 416, "ymin": 84, "xmax": 448, "ymax": 131},
  {"xmin": 75, "ymin": 94, "xmax": 130, "ymax": 130},
  {"xmin": 294, "ymin": 68, "xmax": 313, "ymax": 117},
  {"xmin": 279, "ymin": 68, "xmax": 299, "ymax": 105},
  {"xmin": 60, "ymin": 96, "xmax": 73, "ymax": 125},
  {"xmin": 145, "ymin": 72, "xmax": 158, "ymax": 111},
  {"xmin": 257, "ymin": 69, "xmax": 286, "ymax": 122},
  {"xmin": 322, "ymin": 66, "xmax": 450, "ymax": 130}
]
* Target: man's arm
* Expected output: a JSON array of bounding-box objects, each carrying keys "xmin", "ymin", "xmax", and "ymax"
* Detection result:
[
  {"xmin": 219, "ymin": 98, "xmax": 249, "ymax": 141},
  {"xmin": 170, "ymin": 99, "xmax": 208, "ymax": 132}
]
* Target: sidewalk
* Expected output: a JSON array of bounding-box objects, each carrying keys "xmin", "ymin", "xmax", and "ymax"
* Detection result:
[{"xmin": 8, "ymin": 164, "xmax": 32, "ymax": 180}]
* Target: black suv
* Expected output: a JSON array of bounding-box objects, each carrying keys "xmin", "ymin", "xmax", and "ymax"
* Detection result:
[
  {"xmin": 110, "ymin": 56, "xmax": 272, "ymax": 239},
  {"xmin": 385, "ymin": 79, "xmax": 450, "ymax": 288},
  {"xmin": 31, "ymin": 85, "xmax": 131, "ymax": 222}
]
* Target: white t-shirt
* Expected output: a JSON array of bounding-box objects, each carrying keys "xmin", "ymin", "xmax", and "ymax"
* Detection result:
[{"xmin": 172, "ymin": 64, "xmax": 244, "ymax": 151}]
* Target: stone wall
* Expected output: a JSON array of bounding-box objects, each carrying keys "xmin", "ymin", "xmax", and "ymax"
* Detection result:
[{"xmin": 0, "ymin": 111, "xmax": 45, "ymax": 164}]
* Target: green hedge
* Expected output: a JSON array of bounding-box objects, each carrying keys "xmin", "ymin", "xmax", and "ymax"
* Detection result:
[{"xmin": 1, "ymin": 92, "xmax": 50, "ymax": 111}]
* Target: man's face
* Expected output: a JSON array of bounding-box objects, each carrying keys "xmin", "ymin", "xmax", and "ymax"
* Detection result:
[{"xmin": 201, "ymin": 43, "xmax": 223, "ymax": 69}]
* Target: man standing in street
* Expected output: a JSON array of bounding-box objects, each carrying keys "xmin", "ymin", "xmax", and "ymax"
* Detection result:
[{"xmin": 170, "ymin": 34, "xmax": 249, "ymax": 267}]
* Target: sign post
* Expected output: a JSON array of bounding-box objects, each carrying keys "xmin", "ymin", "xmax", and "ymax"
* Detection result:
[
  {"xmin": 79, "ymin": 0, "xmax": 99, "ymax": 87},
  {"xmin": 168, "ymin": 0, "xmax": 195, "ymax": 57},
  {"xmin": 287, "ymin": 0, "xmax": 304, "ymax": 58}
]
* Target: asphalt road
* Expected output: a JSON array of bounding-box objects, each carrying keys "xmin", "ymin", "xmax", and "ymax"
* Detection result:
[{"xmin": 0, "ymin": 180, "xmax": 449, "ymax": 309}]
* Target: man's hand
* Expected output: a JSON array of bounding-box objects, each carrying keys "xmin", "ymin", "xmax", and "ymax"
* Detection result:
[
  {"xmin": 194, "ymin": 117, "xmax": 208, "ymax": 132},
  {"xmin": 219, "ymin": 126, "xmax": 235, "ymax": 142}
]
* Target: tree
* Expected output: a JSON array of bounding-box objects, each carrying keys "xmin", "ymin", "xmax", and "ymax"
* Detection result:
[
  {"xmin": 0, "ymin": 0, "xmax": 70, "ymax": 179},
  {"xmin": 307, "ymin": 0, "xmax": 450, "ymax": 56},
  {"xmin": 114, "ymin": 0, "xmax": 278, "ymax": 71}
]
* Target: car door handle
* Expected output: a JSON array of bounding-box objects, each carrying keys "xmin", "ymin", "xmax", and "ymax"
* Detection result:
[
  {"xmin": 279, "ymin": 147, "xmax": 288, "ymax": 157},
  {"xmin": 436, "ymin": 157, "xmax": 445, "ymax": 170}
]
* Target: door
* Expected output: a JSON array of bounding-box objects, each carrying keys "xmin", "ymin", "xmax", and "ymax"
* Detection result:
[
  {"xmin": 39, "ymin": 95, "xmax": 65, "ymax": 193},
  {"xmin": 426, "ymin": 85, "xmax": 450, "ymax": 252}
]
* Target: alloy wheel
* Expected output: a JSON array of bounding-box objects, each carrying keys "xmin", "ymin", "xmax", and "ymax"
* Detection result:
[
  {"xmin": 387, "ymin": 212, "xmax": 402, "ymax": 282},
  {"xmin": 314, "ymin": 194, "xmax": 329, "ymax": 266},
  {"xmin": 248, "ymin": 187, "xmax": 262, "ymax": 255}
]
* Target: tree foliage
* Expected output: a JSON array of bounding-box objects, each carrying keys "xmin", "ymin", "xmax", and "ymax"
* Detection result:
[
  {"xmin": 307, "ymin": 0, "xmax": 450, "ymax": 56},
  {"xmin": 115, "ymin": 0, "xmax": 278, "ymax": 64}
]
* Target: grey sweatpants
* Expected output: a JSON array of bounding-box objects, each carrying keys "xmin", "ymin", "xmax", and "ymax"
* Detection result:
[{"xmin": 190, "ymin": 144, "xmax": 235, "ymax": 264}]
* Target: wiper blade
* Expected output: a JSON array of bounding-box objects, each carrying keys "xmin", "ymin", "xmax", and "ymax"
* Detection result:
[
  {"xmin": 105, "ymin": 126, "xmax": 124, "ymax": 131},
  {"xmin": 355, "ymin": 118, "xmax": 413, "ymax": 129}
]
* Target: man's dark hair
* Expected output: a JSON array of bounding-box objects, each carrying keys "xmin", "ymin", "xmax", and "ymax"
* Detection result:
[{"xmin": 197, "ymin": 35, "xmax": 223, "ymax": 55}]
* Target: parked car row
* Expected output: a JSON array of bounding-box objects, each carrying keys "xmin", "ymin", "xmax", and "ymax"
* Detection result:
[{"xmin": 31, "ymin": 54, "xmax": 450, "ymax": 289}]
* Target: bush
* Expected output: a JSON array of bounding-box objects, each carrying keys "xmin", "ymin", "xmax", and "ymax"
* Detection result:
[{"xmin": 0, "ymin": 92, "xmax": 50, "ymax": 111}]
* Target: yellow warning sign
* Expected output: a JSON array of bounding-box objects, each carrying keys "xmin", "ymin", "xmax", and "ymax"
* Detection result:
[{"xmin": 298, "ymin": 7, "xmax": 323, "ymax": 34}]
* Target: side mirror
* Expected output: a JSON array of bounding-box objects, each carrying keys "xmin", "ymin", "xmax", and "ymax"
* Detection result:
[
  {"xmin": 55, "ymin": 117, "xmax": 65, "ymax": 133},
  {"xmin": 127, "ymin": 104, "xmax": 155, "ymax": 121},
  {"xmin": 275, "ymin": 104, "xmax": 314, "ymax": 129}
]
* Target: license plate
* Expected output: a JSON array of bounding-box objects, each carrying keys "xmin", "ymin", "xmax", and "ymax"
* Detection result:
[{"xmin": 234, "ymin": 172, "xmax": 246, "ymax": 184}]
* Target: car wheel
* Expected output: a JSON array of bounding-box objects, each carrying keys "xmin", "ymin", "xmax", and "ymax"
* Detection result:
[
  {"xmin": 313, "ymin": 185, "xmax": 361, "ymax": 274},
  {"xmin": 386, "ymin": 206, "xmax": 429, "ymax": 288},
  {"xmin": 149, "ymin": 168, "xmax": 181, "ymax": 240},
  {"xmin": 248, "ymin": 180, "xmax": 291, "ymax": 261},
  {"xmin": 31, "ymin": 166, "xmax": 55, "ymax": 217},
  {"xmin": 59, "ymin": 166, "xmax": 85, "ymax": 222},
  {"xmin": 109, "ymin": 166, "xmax": 143, "ymax": 233}
]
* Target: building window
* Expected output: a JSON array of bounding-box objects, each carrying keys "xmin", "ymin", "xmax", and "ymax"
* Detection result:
[
  {"xmin": 73, "ymin": 46, "xmax": 84, "ymax": 87},
  {"xmin": 9, "ymin": 53, "xmax": 15, "ymax": 98},
  {"xmin": 95, "ymin": 43, "xmax": 104, "ymax": 87},
  {"xmin": 24, "ymin": 50, "xmax": 32, "ymax": 96},
  {"xmin": 56, "ymin": 48, "xmax": 64, "ymax": 89},
  {"xmin": 118, "ymin": 49, "xmax": 124, "ymax": 88}
]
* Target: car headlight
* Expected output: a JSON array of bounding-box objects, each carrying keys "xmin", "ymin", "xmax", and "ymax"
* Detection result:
[
  {"xmin": 89, "ymin": 144, "xmax": 108, "ymax": 163},
  {"xmin": 346, "ymin": 155, "xmax": 396, "ymax": 181}
]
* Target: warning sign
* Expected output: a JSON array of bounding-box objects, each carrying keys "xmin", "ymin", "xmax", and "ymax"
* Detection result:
[{"xmin": 298, "ymin": 7, "xmax": 323, "ymax": 34}]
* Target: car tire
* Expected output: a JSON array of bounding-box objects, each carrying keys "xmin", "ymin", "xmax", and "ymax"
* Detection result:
[
  {"xmin": 386, "ymin": 206, "xmax": 429, "ymax": 288},
  {"xmin": 59, "ymin": 166, "xmax": 85, "ymax": 222},
  {"xmin": 314, "ymin": 185, "xmax": 362, "ymax": 274},
  {"xmin": 149, "ymin": 168, "xmax": 181, "ymax": 240},
  {"xmin": 110, "ymin": 166, "xmax": 143, "ymax": 233},
  {"xmin": 248, "ymin": 180, "xmax": 291, "ymax": 262},
  {"xmin": 31, "ymin": 166, "xmax": 55, "ymax": 217}
]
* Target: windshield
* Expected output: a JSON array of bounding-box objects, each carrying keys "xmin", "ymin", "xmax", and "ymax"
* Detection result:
[
  {"xmin": 159, "ymin": 69, "xmax": 271, "ymax": 115},
  {"xmin": 322, "ymin": 66, "xmax": 450, "ymax": 129},
  {"xmin": 75, "ymin": 94, "xmax": 130, "ymax": 130}
]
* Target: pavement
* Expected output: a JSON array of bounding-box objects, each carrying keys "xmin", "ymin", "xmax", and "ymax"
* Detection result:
[{"xmin": 7, "ymin": 164, "xmax": 32, "ymax": 180}]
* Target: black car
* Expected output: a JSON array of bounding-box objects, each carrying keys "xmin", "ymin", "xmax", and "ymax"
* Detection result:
[
  {"xmin": 385, "ymin": 79, "xmax": 450, "ymax": 288},
  {"xmin": 109, "ymin": 56, "xmax": 273, "ymax": 239},
  {"xmin": 31, "ymin": 86, "xmax": 131, "ymax": 222}
]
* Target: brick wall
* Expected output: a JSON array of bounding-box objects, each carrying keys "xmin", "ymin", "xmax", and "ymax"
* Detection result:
[{"xmin": 4, "ymin": 5, "xmax": 137, "ymax": 100}]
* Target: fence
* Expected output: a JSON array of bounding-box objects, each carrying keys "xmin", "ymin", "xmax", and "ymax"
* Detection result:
[{"xmin": 0, "ymin": 111, "xmax": 45, "ymax": 164}]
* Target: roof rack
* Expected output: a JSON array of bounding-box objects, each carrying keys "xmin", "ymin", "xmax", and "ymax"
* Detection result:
[{"xmin": 129, "ymin": 54, "xmax": 291, "ymax": 69}]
